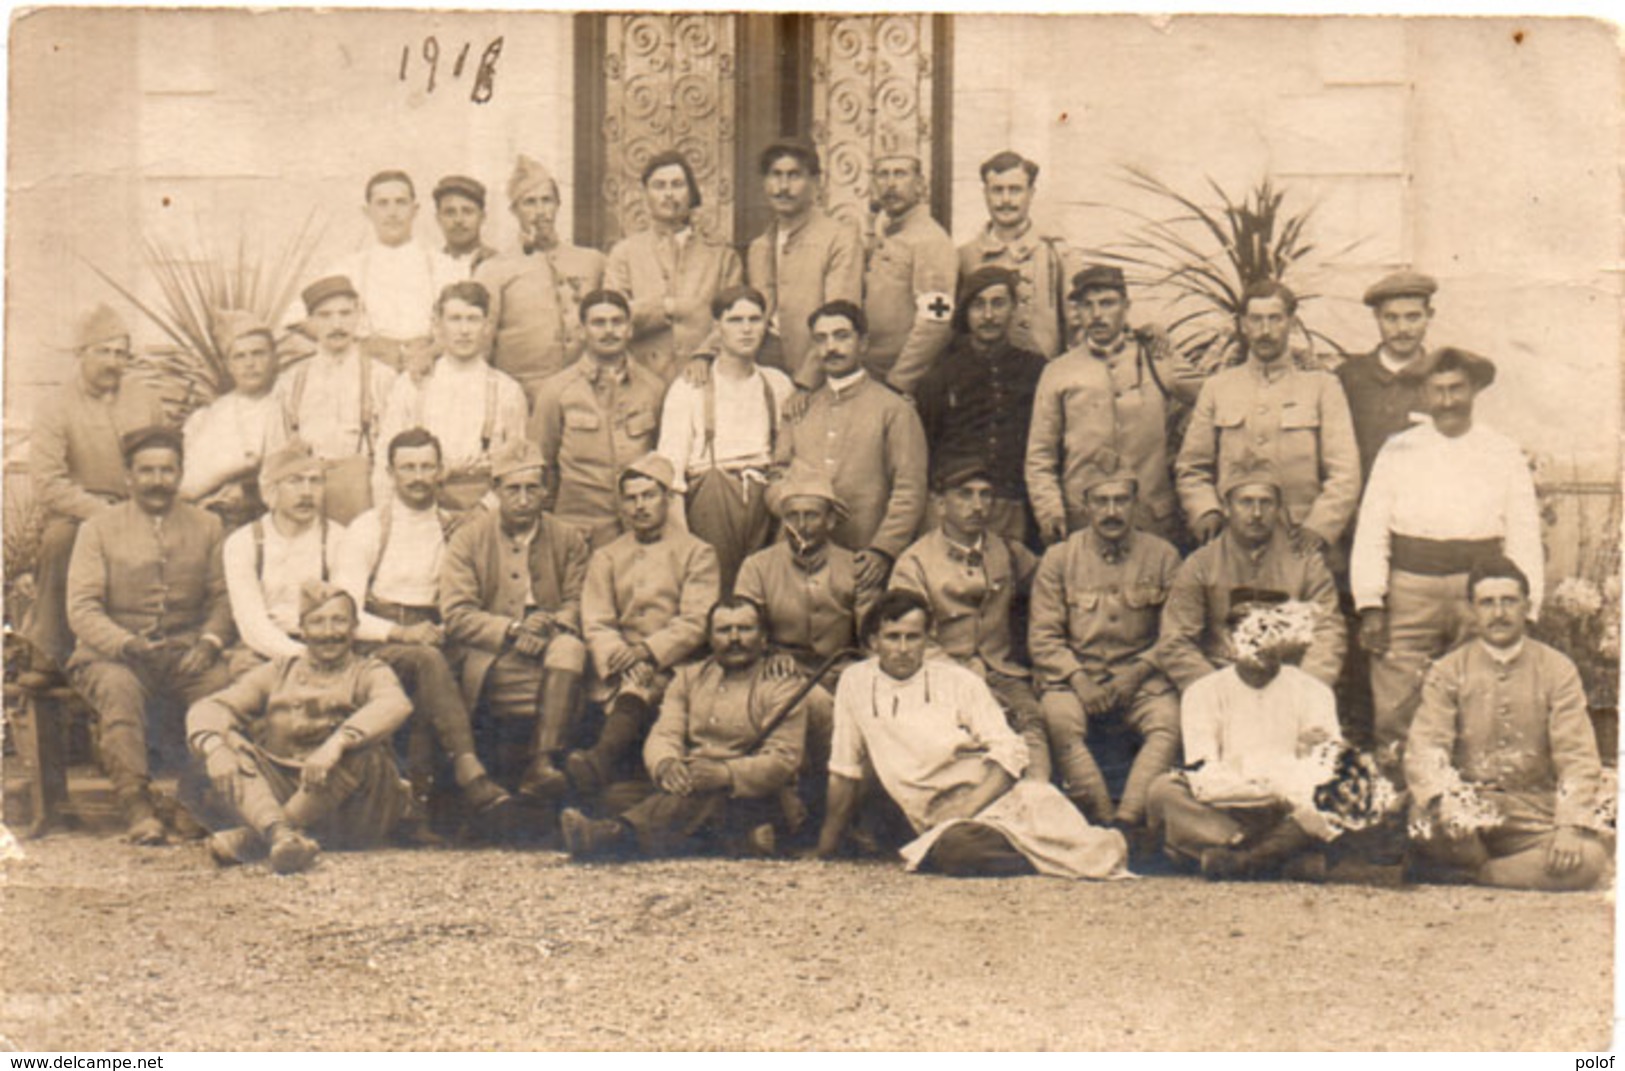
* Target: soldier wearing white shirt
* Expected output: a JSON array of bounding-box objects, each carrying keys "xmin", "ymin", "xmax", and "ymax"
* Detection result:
[
  {"xmin": 1350, "ymin": 348, "xmax": 1544, "ymax": 768},
  {"xmin": 181, "ymin": 309, "xmax": 281, "ymax": 530},
  {"xmin": 374, "ymin": 281, "xmax": 528, "ymax": 511},
  {"xmin": 268, "ymin": 275, "xmax": 397, "ymax": 524}
]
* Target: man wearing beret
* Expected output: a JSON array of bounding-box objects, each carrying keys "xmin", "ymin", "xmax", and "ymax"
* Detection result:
[
  {"xmin": 475, "ymin": 155, "xmax": 606, "ymax": 408},
  {"xmin": 432, "ymin": 174, "xmax": 498, "ymax": 278},
  {"xmin": 913, "ymin": 265, "xmax": 1047, "ymax": 544},
  {"xmin": 748, "ymin": 139, "xmax": 864, "ymax": 384},
  {"xmin": 221, "ymin": 440, "xmax": 347, "ymax": 674},
  {"xmin": 528, "ymin": 289, "xmax": 667, "ymax": 548},
  {"xmin": 65, "ymin": 426, "xmax": 234, "ymax": 844},
  {"xmin": 779, "ymin": 301, "xmax": 929, "ymax": 593},
  {"xmin": 605, "ymin": 150, "xmax": 743, "ymax": 385},
  {"xmin": 1027, "ymin": 266, "xmax": 1203, "ymax": 548},
  {"xmin": 888, "ymin": 460, "xmax": 1049, "ymax": 782},
  {"xmin": 23, "ymin": 303, "xmax": 168, "ymax": 669},
  {"xmin": 186, "ymin": 581, "xmax": 414, "ymax": 874},
  {"xmin": 1174, "ymin": 281, "xmax": 1361, "ymax": 557},
  {"xmin": 568, "ymin": 453, "xmax": 721, "ymax": 796},
  {"xmin": 1155, "ymin": 456, "xmax": 1345, "ymax": 693},
  {"xmin": 1351, "ymin": 348, "xmax": 1543, "ymax": 770},
  {"xmin": 267, "ymin": 275, "xmax": 397, "ymax": 524},
  {"xmin": 1029, "ymin": 452, "xmax": 1183, "ymax": 833},
  {"xmin": 180, "ymin": 309, "xmax": 282, "ymax": 531},
  {"xmin": 1337, "ymin": 270, "xmax": 1439, "ymax": 481},
  {"xmin": 441, "ymin": 441, "xmax": 591, "ymax": 802},
  {"xmin": 958, "ymin": 150, "xmax": 1082, "ymax": 360},
  {"xmin": 860, "ymin": 153, "xmax": 958, "ymax": 396}
]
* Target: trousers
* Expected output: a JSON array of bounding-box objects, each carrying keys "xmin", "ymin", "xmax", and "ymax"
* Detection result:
[
  {"xmin": 1042, "ymin": 680, "xmax": 1181, "ymax": 824},
  {"xmin": 1146, "ymin": 772, "xmax": 1293, "ymax": 864},
  {"xmin": 1370, "ymin": 569, "xmax": 1472, "ymax": 764},
  {"xmin": 70, "ymin": 646, "xmax": 232, "ymax": 792},
  {"xmin": 21, "ymin": 517, "xmax": 81, "ymax": 668},
  {"xmin": 620, "ymin": 790, "xmax": 779, "ymax": 857},
  {"xmin": 221, "ymin": 743, "xmax": 411, "ymax": 848},
  {"xmin": 985, "ymin": 669, "xmax": 1052, "ymax": 784},
  {"xmin": 919, "ymin": 822, "xmax": 1037, "ymax": 877}
]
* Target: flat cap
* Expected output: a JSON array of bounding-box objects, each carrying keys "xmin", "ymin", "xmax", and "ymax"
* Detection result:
[
  {"xmin": 933, "ymin": 456, "xmax": 996, "ymax": 494},
  {"xmin": 260, "ymin": 439, "xmax": 323, "ymax": 487},
  {"xmin": 1225, "ymin": 586, "xmax": 1290, "ymax": 624},
  {"xmin": 433, "ymin": 174, "xmax": 487, "ymax": 208},
  {"xmin": 1427, "ymin": 346, "xmax": 1496, "ymax": 390},
  {"xmin": 620, "ymin": 452, "xmax": 676, "ymax": 492},
  {"xmin": 759, "ymin": 138, "xmax": 822, "ymax": 177},
  {"xmin": 75, "ymin": 303, "xmax": 130, "ymax": 351},
  {"xmin": 508, "ymin": 155, "xmax": 557, "ymax": 205},
  {"xmin": 298, "ymin": 579, "xmax": 355, "ymax": 621},
  {"xmin": 1362, "ymin": 271, "xmax": 1438, "ymax": 308},
  {"xmin": 952, "ymin": 266, "xmax": 1019, "ymax": 334},
  {"xmin": 120, "ymin": 425, "xmax": 183, "ymax": 462},
  {"xmin": 1068, "ymin": 265, "xmax": 1128, "ymax": 300},
  {"xmin": 212, "ymin": 308, "xmax": 273, "ymax": 356},
  {"xmin": 301, "ymin": 275, "xmax": 358, "ymax": 316},
  {"xmin": 766, "ymin": 463, "xmax": 848, "ymax": 519},
  {"xmin": 1218, "ymin": 454, "xmax": 1283, "ymax": 499},
  {"xmin": 489, "ymin": 440, "xmax": 548, "ymax": 482},
  {"xmin": 1077, "ymin": 448, "xmax": 1137, "ymax": 495}
]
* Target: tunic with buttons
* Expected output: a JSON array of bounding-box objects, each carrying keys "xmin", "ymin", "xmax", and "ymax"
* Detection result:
[
  {"xmin": 778, "ymin": 372, "xmax": 929, "ymax": 560},
  {"xmin": 914, "ymin": 336, "xmax": 1045, "ymax": 503},
  {"xmin": 735, "ymin": 541, "xmax": 869, "ymax": 665},
  {"xmin": 861, "ymin": 204, "xmax": 958, "ymax": 394},
  {"xmin": 889, "ymin": 529, "xmax": 1037, "ymax": 680},
  {"xmin": 957, "ymin": 222, "xmax": 1082, "ymax": 360},
  {"xmin": 643, "ymin": 658, "xmax": 808, "ymax": 799},
  {"xmin": 474, "ymin": 243, "xmax": 607, "ymax": 401},
  {"xmin": 581, "ymin": 529, "xmax": 720, "ymax": 675},
  {"xmin": 1154, "ymin": 528, "xmax": 1345, "ymax": 692},
  {"xmin": 528, "ymin": 356, "xmax": 666, "ymax": 537},
  {"xmin": 1028, "ymin": 528, "xmax": 1182, "ymax": 687},
  {"xmin": 1405, "ymin": 639, "xmax": 1604, "ymax": 830},
  {"xmin": 1174, "ymin": 357, "xmax": 1361, "ymax": 544},
  {"xmin": 605, "ymin": 228, "xmax": 743, "ymax": 384},
  {"xmin": 32, "ymin": 376, "xmax": 167, "ymax": 522},
  {"xmin": 748, "ymin": 208, "xmax": 865, "ymax": 388}
]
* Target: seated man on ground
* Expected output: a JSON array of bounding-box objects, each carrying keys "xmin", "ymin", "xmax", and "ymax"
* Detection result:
[
  {"xmin": 812, "ymin": 590, "xmax": 1128, "ymax": 879},
  {"xmin": 187, "ymin": 581, "xmax": 414, "ymax": 874},
  {"xmin": 1146, "ymin": 597, "xmax": 1344, "ymax": 882},
  {"xmin": 1404, "ymin": 556, "xmax": 1611, "ymax": 891},
  {"xmin": 560, "ymin": 596, "xmax": 810, "ymax": 860}
]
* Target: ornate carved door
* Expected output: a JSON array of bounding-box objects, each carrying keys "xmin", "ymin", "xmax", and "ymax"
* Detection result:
[{"xmin": 575, "ymin": 13, "xmax": 952, "ymax": 253}]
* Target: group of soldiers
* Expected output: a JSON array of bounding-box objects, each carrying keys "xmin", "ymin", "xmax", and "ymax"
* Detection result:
[{"xmin": 18, "ymin": 141, "xmax": 1610, "ymax": 889}]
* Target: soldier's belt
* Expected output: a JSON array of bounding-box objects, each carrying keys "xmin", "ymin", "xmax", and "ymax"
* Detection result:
[
  {"xmin": 364, "ymin": 597, "xmax": 441, "ymax": 626},
  {"xmin": 1390, "ymin": 534, "xmax": 1504, "ymax": 577}
]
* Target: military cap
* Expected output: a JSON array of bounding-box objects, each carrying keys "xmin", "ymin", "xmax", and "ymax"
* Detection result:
[
  {"xmin": 933, "ymin": 456, "xmax": 996, "ymax": 494},
  {"xmin": 433, "ymin": 174, "xmax": 487, "ymax": 208},
  {"xmin": 620, "ymin": 452, "xmax": 676, "ymax": 492},
  {"xmin": 260, "ymin": 439, "xmax": 323, "ymax": 487},
  {"xmin": 1427, "ymin": 346, "xmax": 1496, "ymax": 390},
  {"xmin": 765, "ymin": 463, "xmax": 849, "ymax": 519},
  {"xmin": 1219, "ymin": 454, "xmax": 1283, "ymax": 499},
  {"xmin": 120, "ymin": 425, "xmax": 184, "ymax": 463},
  {"xmin": 508, "ymin": 155, "xmax": 556, "ymax": 205},
  {"xmin": 301, "ymin": 275, "xmax": 359, "ymax": 316},
  {"xmin": 212, "ymin": 308, "xmax": 273, "ymax": 357},
  {"xmin": 952, "ymin": 266, "xmax": 1020, "ymax": 333},
  {"xmin": 759, "ymin": 138, "xmax": 822, "ymax": 178},
  {"xmin": 74, "ymin": 303, "xmax": 130, "ymax": 352},
  {"xmin": 1068, "ymin": 266, "xmax": 1128, "ymax": 300},
  {"xmin": 1077, "ymin": 448, "xmax": 1138, "ymax": 495},
  {"xmin": 298, "ymin": 579, "xmax": 356, "ymax": 621},
  {"xmin": 489, "ymin": 440, "xmax": 548, "ymax": 483},
  {"xmin": 1362, "ymin": 271, "xmax": 1438, "ymax": 308}
]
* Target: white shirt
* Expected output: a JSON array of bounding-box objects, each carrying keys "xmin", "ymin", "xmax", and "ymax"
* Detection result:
[
  {"xmin": 373, "ymin": 356, "xmax": 529, "ymax": 503},
  {"xmin": 656, "ymin": 363, "xmax": 793, "ymax": 490},
  {"xmin": 223, "ymin": 516, "xmax": 348, "ymax": 659},
  {"xmin": 1350, "ymin": 419, "xmax": 1544, "ymax": 613},
  {"xmin": 179, "ymin": 390, "xmax": 279, "ymax": 499},
  {"xmin": 329, "ymin": 240, "xmax": 460, "ymax": 341},
  {"xmin": 269, "ymin": 346, "xmax": 397, "ymax": 461},
  {"xmin": 333, "ymin": 500, "xmax": 446, "ymax": 643}
]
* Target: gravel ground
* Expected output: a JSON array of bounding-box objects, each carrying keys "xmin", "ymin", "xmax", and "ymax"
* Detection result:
[{"xmin": 0, "ymin": 832, "xmax": 1613, "ymax": 1051}]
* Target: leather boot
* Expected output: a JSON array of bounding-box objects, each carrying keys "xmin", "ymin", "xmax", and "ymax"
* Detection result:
[
  {"xmin": 268, "ymin": 823, "xmax": 321, "ymax": 875},
  {"xmin": 116, "ymin": 779, "xmax": 166, "ymax": 846},
  {"xmin": 566, "ymin": 693, "xmax": 651, "ymax": 795},
  {"xmin": 560, "ymin": 806, "xmax": 628, "ymax": 858},
  {"xmin": 522, "ymin": 670, "xmax": 579, "ymax": 800}
]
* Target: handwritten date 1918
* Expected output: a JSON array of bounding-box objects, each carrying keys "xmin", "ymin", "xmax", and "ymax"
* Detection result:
[{"xmin": 399, "ymin": 36, "xmax": 503, "ymax": 104}]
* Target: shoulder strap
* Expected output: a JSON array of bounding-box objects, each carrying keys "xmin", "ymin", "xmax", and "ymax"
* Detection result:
[
  {"xmin": 357, "ymin": 354, "xmax": 375, "ymax": 455},
  {"xmin": 369, "ymin": 505, "xmax": 394, "ymax": 587},
  {"xmin": 480, "ymin": 370, "xmax": 498, "ymax": 453},
  {"xmin": 761, "ymin": 373, "xmax": 780, "ymax": 453},
  {"xmin": 1138, "ymin": 331, "xmax": 1172, "ymax": 400},
  {"xmin": 320, "ymin": 516, "xmax": 330, "ymax": 581},
  {"xmin": 286, "ymin": 365, "xmax": 309, "ymax": 435},
  {"xmin": 702, "ymin": 374, "xmax": 718, "ymax": 467},
  {"xmin": 252, "ymin": 518, "xmax": 266, "ymax": 580},
  {"xmin": 1040, "ymin": 236, "xmax": 1070, "ymax": 353}
]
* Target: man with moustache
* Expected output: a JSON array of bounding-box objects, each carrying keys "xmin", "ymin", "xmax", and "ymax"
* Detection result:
[
  {"xmin": 432, "ymin": 174, "xmax": 498, "ymax": 278},
  {"xmin": 749, "ymin": 139, "xmax": 864, "ymax": 383},
  {"xmin": 23, "ymin": 303, "xmax": 166, "ymax": 668},
  {"xmin": 268, "ymin": 275, "xmax": 397, "ymax": 524},
  {"xmin": 181, "ymin": 310, "xmax": 282, "ymax": 531},
  {"xmin": 1175, "ymin": 281, "xmax": 1360, "ymax": 556},
  {"xmin": 1337, "ymin": 271, "xmax": 1440, "ymax": 481},
  {"xmin": 187, "ymin": 580, "xmax": 415, "ymax": 874},
  {"xmin": 441, "ymin": 442, "xmax": 591, "ymax": 802},
  {"xmin": 812, "ymin": 590, "xmax": 1128, "ymax": 878},
  {"xmin": 529, "ymin": 289, "xmax": 667, "ymax": 547},
  {"xmin": 860, "ymin": 154, "xmax": 957, "ymax": 395},
  {"xmin": 957, "ymin": 150, "xmax": 1081, "ymax": 360},
  {"xmin": 559, "ymin": 597, "xmax": 810, "ymax": 860},
  {"xmin": 374, "ymin": 281, "xmax": 528, "ymax": 511},
  {"xmin": 1028, "ymin": 266, "xmax": 1204, "ymax": 547},
  {"xmin": 1029, "ymin": 453, "xmax": 1183, "ymax": 833},
  {"xmin": 567, "ymin": 454, "xmax": 720, "ymax": 796},
  {"xmin": 913, "ymin": 266, "xmax": 1047, "ymax": 544},
  {"xmin": 605, "ymin": 150, "xmax": 742, "ymax": 384},
  {"xmin": 65, "ymin": 426, "xmax": 234, "ymax": 843},
  {"xmin": 889, "ymin": 460, "xmax": 1050, "ymax": 783},
  {"xmin": 1351, "ymin": 348, "xmax": 1543, "ymax": 768},
  {"xmin": 221, "ymin": 441, "xmax": 347, "ymax": 673},
  {"xmin": 476, "ymin": 156, "xmax": 606, "ymax": 408},
  {"xmin": 779, "ymin": 301, "xmax": 929, "ymax": 593},
  {"xmin": 1404, "ymin": 557, "xmax": 1610, "ymax": 891},
  {"xmin": 334, "ymin": 428, "xmax": 514, "ymax": 819}
]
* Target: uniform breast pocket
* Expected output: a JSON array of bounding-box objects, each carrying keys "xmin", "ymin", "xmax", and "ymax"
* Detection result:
[
  {"xmin": 623, "ymin": 408, "xmax": 657, "ymax": 440},
  {"xmin": 564, "ymin": 409, "xmax": 602, "ymax": 433},
  {"xmin": 1278, "ymin": 404, "xmax": 1321, "ymax": 432},
  {"xmin": 1212, "ymin": 398, "xmax": 1249, "ymax": 431},
  {"xmin": 1123, "ymin": 583, "xmax": 1168, "ymax": 610}
]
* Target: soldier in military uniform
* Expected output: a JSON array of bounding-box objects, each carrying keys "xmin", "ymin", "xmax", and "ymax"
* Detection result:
[{"xmin": 859, "ymin": 153, "xmax": 958, "ymax": 395}]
